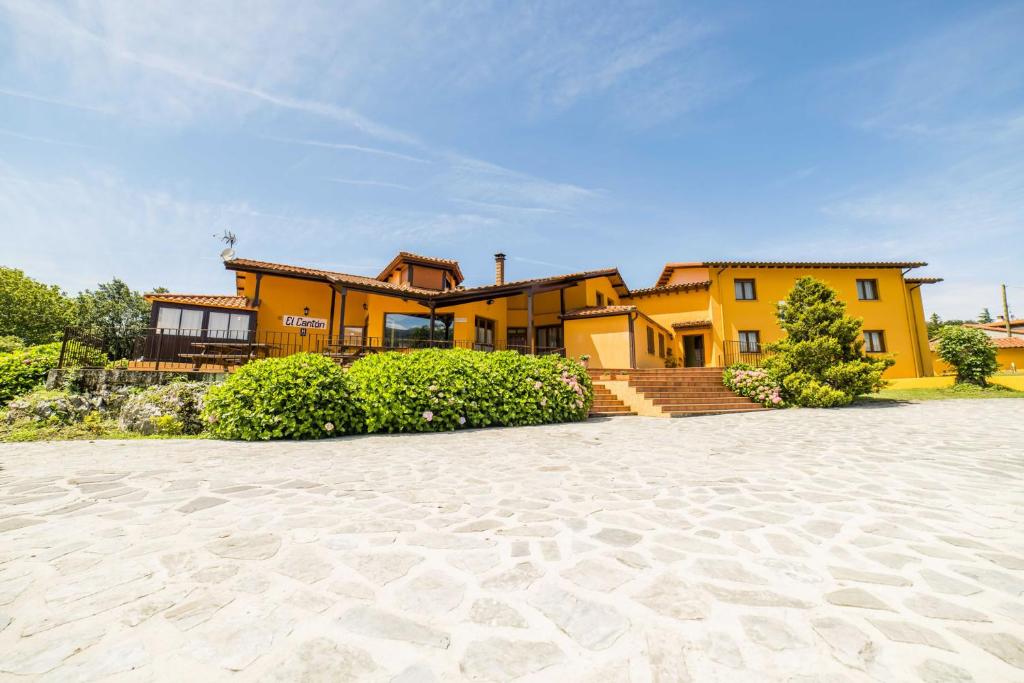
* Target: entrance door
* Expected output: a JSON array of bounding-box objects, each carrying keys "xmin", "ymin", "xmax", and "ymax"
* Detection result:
[{"xmin": 683, "ymin": 335, "xmax": 705, "ymax": 367}]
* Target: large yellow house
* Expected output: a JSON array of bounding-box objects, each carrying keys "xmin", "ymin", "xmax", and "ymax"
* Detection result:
[{"xmin": 142, "ymin": 252, "xmax": 941, "ymax": 378}]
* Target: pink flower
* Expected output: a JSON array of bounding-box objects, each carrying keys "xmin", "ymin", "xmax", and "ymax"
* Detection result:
[
  {"xmin": 458, "ymin": 416, "xmax": 466, "ymax": 425},
  {"xmin": 324, "ymin": 422, "xmax": 334, "ymax": 432},
  {"xmin": 534, "ymin": 381, "xmax": 543, "ymax": 390},
  {"xmin": 540, "ymin": 397, "xmax": 547, "ymax": 406},
  {"xmin": 422, "ymin": 411, "xmax": 434, "ymax": 422}
]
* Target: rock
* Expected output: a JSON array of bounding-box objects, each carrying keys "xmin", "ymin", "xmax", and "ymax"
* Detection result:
[
  {"xmin": 905, "ymin": 595, "xmax": 990, "ymax": 622},
  {"xmin": 703, "ymin": 583, "xmax": 810, "ymax": 608},
  {"xmin": 633, "ymin": 574, "xmax": 711, "ymax": 620},
  {"xmin": 275, "ymin": 547, "xmax": 333, "ymax": 584},
  {"xmin": 828, "ymin": 565, "xmax": 911, "ymax": 587},
  {"xmin": 707, "ymin": 631, "xmax": 744, "ymax": 669},
  {"xmin": 190, "ymin": 604, "xmax": 295, "ymax": 671},
  {"xmin": 469, "ymin": 599, "xmax": 527, "ymax": 628},
  {"xmin": 919, "ymin": 569, "xmax": 981, "ymax": 596},
  {"xmin": 811, "ymin": 617, "xmax": 876, "ymax": 669},
  {"xmin": 37, "ymin": 637, "xmax": 148, "ymax": 683},
  {"xmin": 528, "ymin": 584, "xmax": 628, "ymax": 650},
  {"xmin": 261, "ymin": 638, "xmax": 377, "ymax": 681},
  {"xmin": 395, "ymin": 571, "xmax": 465, "ymax": 615},
  {"xmin": 741, "ymin": 615, "xmax": 808, "ymax": 650},
  {"xmin": 825, "ymin": 588, "xmax": 893, "ymax": 611},
  {"xmin": 950, "ymin": 629, "xmax": 1024, "ymax": 669},
  {"xmin": 481, "ymin": 562, "xmax": 544, "ymax": 591},
  {"xmin": 562, "ymin": 559, "xmax": 634, "ymax": 592},
  {"xmin": 178, "ymin": 497, "xmax": 227, "ymax": 514},
  {"xmin": 867, "ymin": 619, "xmax": 953, "ymax": 651},
  {"xmin": 693, "ymin": 558, "xmax": 767, "ymax": 584},
  {"xmin": 460, "ymin": 638, "xmax": 563, "ymax": 681},
  {"xmin": 344, "ymin": 552, "xmax": 423, "ymax": 586},
  {"xmin": 592, "ymin": 528, "xmax": 643, "ymax": 547},
  {"xmin": 190, "ymin": 564, "xmax": 239, "ymax": 584},
  {"xmin": 205, "ymin": 533, "xmax": 281, "ymax": 560},
  {"xmin": 0, "ymin": 623, "xmax": 105, "ymax": 674},
  {"xmin": 917, "ymin": 658, "xmax": 974, "ymax": 682},
  {"xmin": 338, "ymin": 607, "xmax": 450, "ymax": 648},
  {"xmin": 163, "ymin": 591, "xmax": 233, "ymax": 630}
]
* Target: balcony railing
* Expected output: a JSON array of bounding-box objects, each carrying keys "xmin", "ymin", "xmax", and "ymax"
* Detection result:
[
  {"xmin": 722, "ymin": 340, "xmax": 774, "ymax": 367},
  {"xmin": 57, "ymin": 327, "xmax": 565, "ymax": 371}
]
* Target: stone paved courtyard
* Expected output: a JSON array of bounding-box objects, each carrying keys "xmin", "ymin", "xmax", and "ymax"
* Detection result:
[{"xmin": 1, "ymin": 400, "xmax": 1023, "ymax": 682}]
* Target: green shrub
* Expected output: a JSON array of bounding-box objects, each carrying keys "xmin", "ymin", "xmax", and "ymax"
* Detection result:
[
  {"xmin": 202, "ymin": 353, "xmax": 361, "ymax": 440},
  {"xmin": 935, "ymin": 326, "xmax": 998, "ymax": 386},
  {"xmin": 762, "ymin": 277, "xmax": 892, "ymax": 407},
  {"xmin": 723, "ymin": 364, "xmax": 784, "ymax": 407},
  {"xmin": 118, "ymin": 382, "xmax": 211, "ymax": 436},
  {"xmin": 0, "ymin": 335, "xmax": 25, "ymax": 354},
  {"xmin": 105, "ymin": 358, "xmax": 131, "ymax": 370},
  {"xmin": 346, "ymin": 348, "xmax": 592, "ymax": 433},
  {"xmin": 0, "ymin": 343, "xmax": 63, "ymax": 404}
]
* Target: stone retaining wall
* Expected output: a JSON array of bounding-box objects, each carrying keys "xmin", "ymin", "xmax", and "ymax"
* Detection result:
[{"xmin": 47, "ymin": 368, "xmax": 226, "ymax": 393}]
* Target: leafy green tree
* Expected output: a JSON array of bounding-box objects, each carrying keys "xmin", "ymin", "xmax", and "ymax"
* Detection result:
[
  {"xmin": 0, "ymin": 267, "xmax": 74, "ymax": 345},
  {"xmin": 978, "ymin": 308, "xmax": 994, "ymax": 324},
  {"xmin": 761, "ymin": 277, "xmax": 893, "ymax": 407},
  {"xmin": 73, "ymin": 279, "xmax": 154, "ymax": 360},
  {"xmin": 935, "ymin": 326, "xmax": 998, "ymax": 386}
]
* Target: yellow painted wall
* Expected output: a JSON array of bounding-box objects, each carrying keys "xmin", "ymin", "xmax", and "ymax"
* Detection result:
[
  {"xmin": 932, "ymin": 347, "xmax": 1024, "ymax": 375},
  {"xmin": 624, "ymin": 288, "xmax": 711, "ymax": 364},
  {"xmin": 245, "ymin": 274, "xmax": 336, "ymax": 337},
  {"xmin": 887, "ymin": 375, "xmax": 1024, "ymax": 391},
  {"xmin": 708, "ymin": 267, "xmax": 928, "ymax": 378},
  {"xmin": 564, "ymin": 316, "xmax": 632, "ymax": 368}
]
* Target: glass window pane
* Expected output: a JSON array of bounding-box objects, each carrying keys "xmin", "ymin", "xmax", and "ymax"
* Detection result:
[
  {"xmin": 208, "ymin": 312, "xmax": 229, "ymax": 339},
  {"xmin": 229, "ymin": 313, "xmax": 250, "ymax": 340},
  {"xmin": 180, "ymin": 309, "xmax": 203, "ymax": 336},
  {"xmin": 156, "ymin": 307, "xmax": 181, "ymax": 333},
  {"xmin": 384, "ymin": 313, "xmax": 453, "ymax": 347}
]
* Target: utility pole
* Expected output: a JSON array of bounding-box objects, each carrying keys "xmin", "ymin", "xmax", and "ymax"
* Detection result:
[{"xmin": 1003, "ymin": 284, "xmax": 1012, "ymax": 337}]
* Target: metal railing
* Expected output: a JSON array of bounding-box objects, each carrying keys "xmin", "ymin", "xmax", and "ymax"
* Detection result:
[
  {"xmin": 58, "ymin": 326, "xmax": 566, "ymax": 371},
  {"xmin": 723, "ymin": 340, "xmax": 774, "ymax": 367}
]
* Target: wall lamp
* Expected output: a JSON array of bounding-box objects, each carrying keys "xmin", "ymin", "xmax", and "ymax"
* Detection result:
[{"xmin": 303, "ymin": 306, "xmax": 310, "ymax": 316}]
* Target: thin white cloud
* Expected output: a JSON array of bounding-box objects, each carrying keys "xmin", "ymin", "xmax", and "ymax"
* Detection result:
[
  {"xmin": 324, "ymin": 177, "xmax": 413, "ymax": 191},
  {"xmin": 264, "ymin": 135, "xmax": 431, "ymax": 164},
  {"xmin": 0, "ymin": 126, "xmax": 99, "ymax": 149},
  {"xmin": 0, "ymin": 86, "xmax": 115, "ymax": 114}
]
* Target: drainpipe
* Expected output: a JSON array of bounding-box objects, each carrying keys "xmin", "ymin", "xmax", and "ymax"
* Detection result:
[{"xmin": 628, "ymin": 312, "xmax": 637, "ymax": 369}]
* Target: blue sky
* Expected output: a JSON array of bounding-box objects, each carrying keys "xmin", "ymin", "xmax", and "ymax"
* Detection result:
[{"xmin": 1, "ymin": 1, "xmax": 1021, "ymax": 319}]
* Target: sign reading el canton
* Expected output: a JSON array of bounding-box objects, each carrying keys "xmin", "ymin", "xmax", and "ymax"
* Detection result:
[{"xmin": 283, "ymin": 315, "xmax": 327, "ymax": 329}]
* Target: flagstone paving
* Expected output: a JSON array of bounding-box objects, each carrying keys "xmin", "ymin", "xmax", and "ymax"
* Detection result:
[{"xmin": 0, "ymin": 398, "xmax": 1022, "ymax": 682}]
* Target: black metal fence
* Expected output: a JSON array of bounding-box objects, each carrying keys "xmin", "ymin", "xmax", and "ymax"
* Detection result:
[
  {"xmin": 722, "ymin": 340, "xmax": 774, "ymax": 367},
  {"xmin": 58, "ymin": 326, "xmax": 566, "ymax": 371}
]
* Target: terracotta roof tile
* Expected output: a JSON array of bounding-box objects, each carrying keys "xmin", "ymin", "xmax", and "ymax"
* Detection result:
[
  {"xmin": 992, "ymin": 337, "xmax": 1024, "ymax": 348},
  {"xmin": 656, "ymin": 260, "xmax": 928, "ymax": 286},
  {"xmin": 144, "ymin": 294, "xmax": 255, "ymax": 310},
  {"xmin": 626, "ymin": 281, "xmax": 711, "ymax": 297},
  {"xmin": 377, "ymin": 251, "xmax": 465, "ymax": 284},
  {"xmin": 671, "ymin": 319, "xmax": 712, "ymax": 329},
  {"xmin": 905, "ymin": 277, "xmax": 944, "ymax": 284},
  {"xmin": 561, "ymin": 305, "xmax": 636, "ymax": 320},
  {"xmin": 227, "ymin": 258, "xmax": 437, "ymax": 297}
]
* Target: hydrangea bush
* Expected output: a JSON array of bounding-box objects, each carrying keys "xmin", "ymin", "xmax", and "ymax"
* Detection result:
[
  {"xmin": 202, "ymin": 353, "xmax": 363, "ymax": 440},
  {"xmin": 118, "ymin": 381, "xmax": 211, "ymax": 436},
  {"xmin": 723, "ymin": 365, "xmax": 784, "ymax": 407},
  {"xmin": 346, "ymin": 348, "xmax": 592, "ymax": 433}
]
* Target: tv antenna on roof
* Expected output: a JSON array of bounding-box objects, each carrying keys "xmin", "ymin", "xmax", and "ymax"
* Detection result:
[{"xmin": 215, "ymin": 230, "xmax": 237, "ymax": 261}]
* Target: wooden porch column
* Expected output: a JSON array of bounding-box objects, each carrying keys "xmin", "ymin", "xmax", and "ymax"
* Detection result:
[
  {"xmin": 328, "ymin": 287, "xmax": 337, "ymax": 344},
  {"xmin": 338, "ymin": 288, "xmax": 348, "ymax": 342},
  {"xmin": 527, "ymin": 288, "xmax": 535, "ymax": 354},
  {"xmin": 428, "ymin": 303, "xmax": 436, "ymax": 345}
]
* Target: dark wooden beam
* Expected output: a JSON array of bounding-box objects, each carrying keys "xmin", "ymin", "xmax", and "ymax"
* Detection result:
[
  {"xmin": 328, "ymin": 287, "xmax": 337, "ymax": 344},
  {"xmin": 428, "ymin": 303, "xmax": 436, "ymax": 343},
  {"xmin": 527, "ymin": 288, "xmax": 535, "ymax": 355},
  {"xmin": 628, "ymin": 312, "xmax": 637, "ymax": 369},
  {"xmin": 339, "ymin": 288, "xmax": 348, "ymax": 342}
]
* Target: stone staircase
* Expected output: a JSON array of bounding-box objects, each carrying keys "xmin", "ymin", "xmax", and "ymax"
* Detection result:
[
  {"xmin": 589, "ymin": 368, "xmax": 765, "ymax": 418},
  {"xmin": 589, "ymin": 383, "xmax": 637, "ymax": 417}
]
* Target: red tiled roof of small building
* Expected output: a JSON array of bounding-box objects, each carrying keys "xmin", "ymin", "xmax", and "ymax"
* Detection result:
[
  {"xmin": 560, "ymin": 305, "xmax": 636, "ymax": 320},
  {"xmin": 144, "ymin": 294, "xmax": 255, "ymax": 310}
]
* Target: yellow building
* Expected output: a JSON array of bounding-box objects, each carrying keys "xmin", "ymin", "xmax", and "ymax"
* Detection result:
[
  {"xmin": 142, "ymin": 252, "xmax": 941, "ymax": 378},
  {"xmin": 930, "ymin": 320, "xmax": 1024, "ymax": 375}
]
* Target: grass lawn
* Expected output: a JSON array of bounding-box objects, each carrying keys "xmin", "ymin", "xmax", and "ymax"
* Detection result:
[{"xmin": 863, "ymin": 383, "xmax": 1024, "ymax": 403}]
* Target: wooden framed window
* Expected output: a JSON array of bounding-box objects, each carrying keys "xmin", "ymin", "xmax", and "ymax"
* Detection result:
[
  {"xmin": 864, "ymin": 330, "xmax": 886, "ymax": 353},
  {"xmin": 507, "ymin": 327, "xmax": 527, "ymax": 352},
  {"xmin": 474, "ymin": 316, "xmax": 496, "ymax": 350},
  {"xmin": 658, "ymin": 333, "xmax": 665, "ymax": 358},
  {"xmin": 536, "ymin": 325, "xmax": 563, "ymax": 351},
  {"xmin": 734, "ymin": 279, "xmax": 757, "ymax": 300},
  {"xmin": 596, "ymin": 291, "xmax": 605, "ymax": 307},
  {"xmin": 857, "ymin": 279, "xmax": 879, "ymax": 300},
  {"xmin": 647, "ymin": 327, "xmax": 655, "ymax": 354},
  {"xmin": 738, "ymin": 330, "xmax": 760, "ymax": 353}
]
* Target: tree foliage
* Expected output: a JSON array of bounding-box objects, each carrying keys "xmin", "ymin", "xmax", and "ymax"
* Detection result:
[
  {"xmin": 761, "ymin": 277, "xmax": 893, "ymax": 407},
  {"xmin": 0, "ymin": 267, "xmax": 74, "ymax": 345},
  {"xmin": 935, "ymin": 326, "xmax": 998, "ymax": 386},
  {"xmin": 978, "ymin": 308, "xmax": 994, "ymax": 324},
  {"xmin": 74, "ymin": 279, "xmax": 154, "ymax": 359}
]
